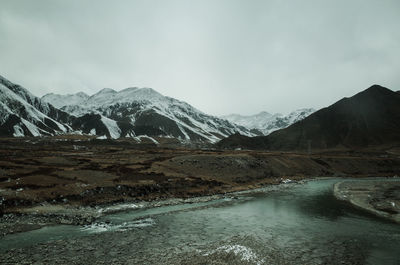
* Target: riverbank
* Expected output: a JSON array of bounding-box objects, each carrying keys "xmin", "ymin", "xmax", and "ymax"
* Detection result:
[
  {"xmin": 334, "ymin": 178, "xmax": 400, "ymax": 224},
  {"xmin": 2, "ymin": 178, "xmax": 400, "ymax": 265},
  {"xmin": 0, "ymin": 179, "xmax": 306, "ymax": 237},
  {"xmin": 1, "ymin": 137, "xmax": 399, "ymax": 236}
]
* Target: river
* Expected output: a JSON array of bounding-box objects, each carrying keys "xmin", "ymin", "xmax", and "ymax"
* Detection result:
[{"xmin": 1, "ymin": 178, "xmax": 399, "ymax": 264}]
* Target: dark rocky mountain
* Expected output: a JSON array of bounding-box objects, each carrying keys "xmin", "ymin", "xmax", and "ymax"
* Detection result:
[{"xmin": 217, "ymin": 85, "xmax": 400, "ymax": 151}]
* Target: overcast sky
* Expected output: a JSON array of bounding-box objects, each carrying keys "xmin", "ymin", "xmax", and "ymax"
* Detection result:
[{"xmin": 1, "ymin": 0, "xmax": 399, "ymax": 115}]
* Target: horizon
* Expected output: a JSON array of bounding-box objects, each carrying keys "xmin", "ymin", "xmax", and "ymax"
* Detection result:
[
  {"xmin": 1, "ymin": 0, "xmax": 400, "ymax": 116},
  {"xmin": 3, "ymin": 73, "xmax": 397, "ymax": 116}
]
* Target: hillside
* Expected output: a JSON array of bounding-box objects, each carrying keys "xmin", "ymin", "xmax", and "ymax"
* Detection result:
[
  {"xmin": 0, "ymin": 75, "xmax": 74, "ymax": 137},
  {"xmin": 217, "ymin": 85, "xmax": 400, "ymax": 150}
]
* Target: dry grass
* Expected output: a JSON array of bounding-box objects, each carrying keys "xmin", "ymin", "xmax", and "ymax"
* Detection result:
[{"xmin": 0, "ymin": 137, "xmax": 399, "ymax": 214}]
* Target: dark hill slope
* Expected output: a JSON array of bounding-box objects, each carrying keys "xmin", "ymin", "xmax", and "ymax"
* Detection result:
[{"xmin": 217, "ymin": 85, "xmax": 400, "ymax": 150}]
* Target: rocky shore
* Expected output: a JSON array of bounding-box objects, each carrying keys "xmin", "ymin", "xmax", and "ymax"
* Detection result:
[
  {"xmin": 333, "ymin": 178, "xmax": 400, "ymax": 223},
  {"xmin": 0, "ymin": 178, "xmax": 380, "ymax": 265},
  {"xmin": 0, "ymin": 180, "xmax": 304, "ymax": 238}
]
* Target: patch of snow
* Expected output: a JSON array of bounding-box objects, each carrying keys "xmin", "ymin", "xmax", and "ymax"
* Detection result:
[
  {"xmin": 20, "ymin": 118, "xmax": 41, "ymax": 136},
  {"xmin": 96, "ymin": 135, "xmax": 107, "ymax": 139},
  {"xmin": 61, "ymin": 105, "xmax": 94, "ymax": 117},
  {"xmin": 177, "ymin": 124, "xmax": 190, "ymax": 140},
  {"xmin": 53, "ymin": 120, "xmax": 68, "ymax": 132},
  {"xmin": 126, "ymin": 131, "xmax": 136, "ymax": 137},
  {"xmin": 137, "ymin": 135, "xmax": 159, "ymax": 145},
  {"xmin": 100, "ymin": 115, "xmax": 121, "ymax": 139},
  {"xmin": 89, "ymin": 128, "xmax": 96, "ymax": 135},
  {"xmin": 13, "ymin": 124, "xmax": 24, "ymax": 137}
]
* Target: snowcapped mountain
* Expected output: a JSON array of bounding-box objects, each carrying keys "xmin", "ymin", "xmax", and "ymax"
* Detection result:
[
  {"xmin": 1, "ymin": 74, "xmax": 316, "ymax": 142},
  {"xmin": 42, "ymin": 92, "xmax": 89, "ymax": 108},
  {"xmin": 0, "ymin": 74, "xmax": 252, "ymax": 141},
  {"xmin": 0, "ymin": 75, "xmax": 73, "ymax": 137},
  {"xmin": 222, "ymin": 111, "xmax": 282, "ymax": 133},
  {"xmin": 222, "ymin": 108, "xmax": 315, "ymax": 135},
  {"xmin": 44, "ymin": 86, "xmax": 253, "ymax": 142}
]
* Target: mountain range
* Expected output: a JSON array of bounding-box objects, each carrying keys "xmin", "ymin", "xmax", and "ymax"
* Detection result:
[
  {"xmin": 222, "ymin": 108, "xmax": 315, "ymax": 135},
  {"xmin": 42, "ymin": 85, "xmax": 256, "ymax": 142},
  {"xmin": 2, "ymin": 74, "xmax": 398, "ymax": 150},
  {"xmin": 0, "ymin": 75, "xmax": 255, "ymax": 142},
  {"xmin": 217, "ymin": 85, "xmax": 400, "ymax": 150}
]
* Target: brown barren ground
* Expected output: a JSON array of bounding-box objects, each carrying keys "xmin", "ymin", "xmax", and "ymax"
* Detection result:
[{"xmin": 0, "ymin": 137, "xmax": 399, "ymax": 215}]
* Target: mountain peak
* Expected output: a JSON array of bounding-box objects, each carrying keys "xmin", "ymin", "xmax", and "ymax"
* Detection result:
[
  {"xmin": 76, "ymin": 92, "xmax": 89, "ymax": 97},
  {"xmin": 256, "ymin": 111, "xmax": 271, "ymax": 116},
  {"xmin": 363, "ymin": 84, "xmax": 392, "ymax": 94},
  {"xmin": 97, "ymin": 88, "xmax": 116, "ymax": 94},
  {"xmin": 218, "ymin": 84, "xmax": 400, "ymax": 150},
  {"xmin": 120, "ymin": 86, "xmax": 159, "ymax": 93},
  {"xmin": 368, "ymin": 84, "xmax": 386, "ymax": 89},
  {"xmin": 118, "ymin": 87, "xmax": 164, "ymax": 101},
  {"xmin": 349, "ymin": 84, "xmax": 396, "ymax": 102},
  {"xmin": 120, "ymin": 87, "xmax": 139, "ymax": 92},
  {"xmin": 41, "ymin": 91, "xmax": 90, "ymax": 108}
]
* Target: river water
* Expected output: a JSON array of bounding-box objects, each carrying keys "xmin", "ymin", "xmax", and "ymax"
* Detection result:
[{"xmin": 1, "ymin": 178, "xmax": 399, "ymax": 264}]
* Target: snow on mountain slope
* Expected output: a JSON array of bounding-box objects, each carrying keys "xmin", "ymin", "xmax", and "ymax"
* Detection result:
[
  {"xmin": 0, "ymin": 76, "xmax": 72, "ymax": 137},
  {"xmin": 283, "ymin": 108, "xmax": 316, "ymax": 125},
  {"xmin": 100, "ymin": 115, "xmax": 121, "ymax": 139},
  {"xmin": 222, "ymin": 111, "xmax": 282, "ymax": 131},
  {"xmin": 1, "ymin": 74, "xmax": 253, "ymax": 142},
  {"xmin": 85, "ymin": 88, "xmax": 118, "ymax": 107},
  {"xmin": 42, "ymin": 92, "xmax": 89, "ymax": 108},
  {"xmin": 49, "ymin": 87, "xmax": 253, "ymax": 142},
  {"xmin": 85, "ymin": 87, "xmax": 160, "ymax": 108},
  {"xmin": 222, "ymin": 108, "xmax": 315, "ymax": 135}
]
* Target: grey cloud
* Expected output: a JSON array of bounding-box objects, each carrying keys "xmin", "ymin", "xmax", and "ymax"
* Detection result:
[{"xmin": 0, "ymin": 0, "xmax": 399, "ymax": 115}]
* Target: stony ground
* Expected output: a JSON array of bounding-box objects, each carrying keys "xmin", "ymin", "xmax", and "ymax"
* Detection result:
[{"xmin": 334, "ymin": 179, "xmax": 400, "ymax": 223}]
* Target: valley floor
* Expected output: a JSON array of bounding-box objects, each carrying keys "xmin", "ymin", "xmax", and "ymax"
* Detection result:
[{"xmin": 0, "ymin": 137, "xmax": 399, "ymax": 236}]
